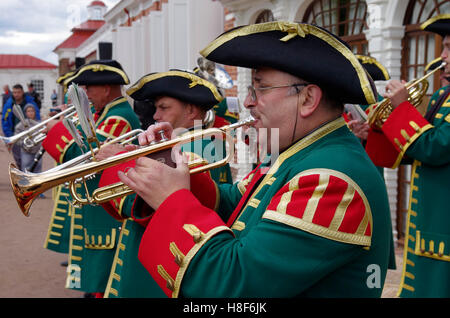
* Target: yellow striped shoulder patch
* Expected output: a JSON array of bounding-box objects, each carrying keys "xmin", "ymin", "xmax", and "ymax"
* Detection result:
[
  {"xmin": 263, "ymin": 169, "xmax": 372, "ymax": 246},
  {"xmin": 96, "ymin": 116, "xmax": 132, "ymax": 139}
]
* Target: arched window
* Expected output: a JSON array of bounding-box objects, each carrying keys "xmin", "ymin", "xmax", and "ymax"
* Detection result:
[
  {"xmin": 402, "ymin": 0, "xmax": 450, "ymax": 93},
  {"xmin": 255, "ymin": 9, "xmax": 275, "ymax": 23},
  {"xmin": 303, "ymin": 0, "xmax": 369, "ymax": 54}
]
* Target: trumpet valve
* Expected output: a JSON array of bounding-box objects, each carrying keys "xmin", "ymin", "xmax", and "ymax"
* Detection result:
[
  {"xmin": 158, "ymin": 130, "xmax": 168, "ymax": 142},
  {"xmin": 149, "ymin": 130, "xmax": 168, "ymax": 145}
]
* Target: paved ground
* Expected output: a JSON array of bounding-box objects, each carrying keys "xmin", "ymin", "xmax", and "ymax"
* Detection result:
[
  {"xmin": 0, "ymin": 147, "xmax": 80, "ymax": 298},
  {"xmin": 381, "ymin": 246, "xmax": 403, "ymax": 298},
  {"xmin": 0, "ymin": 145, "xmax": 403, "ymax": 298}
]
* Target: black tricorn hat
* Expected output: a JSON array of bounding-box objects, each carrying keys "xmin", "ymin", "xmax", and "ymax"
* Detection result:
[
  {"xmin": 425, "ymin": 57, "xmax": 444, "ymax": 72},
  {"xmin": 200, "ymin": 21, "xmax": 377, "ymax": 105},
  {"xmin": 126, "ymin": 70, "xmax": 223, "ymax": 110},
  {"xmin": 356, "ymin": 55, "xmax": 390, "ymax": 81},
  {"xmin": 421, "ymin": 14, "xmax": 450, "ymax": 37},
  {"xmin": 65, "ymin": 59, "xmax": 129, "ymax": 86}
]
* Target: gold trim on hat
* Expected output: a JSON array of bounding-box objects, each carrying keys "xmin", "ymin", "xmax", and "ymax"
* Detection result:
[
  {"xmin": 356, "ymin": 55, "xmax": 390, "ymax": 81},
  {"xmin": 64, "ymin": 64, "xmax": 130, "ymax": 85},
  {"xmin": 200, "ymin": 21, "xmax": 376, "ymax": 105},
  {"xmin": 420, "ymin": 14, "xmax": 450, "ymax": 31},
  {"xmin": 424, "ymin": 57, "xmax": 443, "ymax": 72},
  {"xmin": 57, "ymin": 71, "xmax": 75, "ymax": 84},
  {"xmin": 126, "ymin": 70, "xmax": 224, "ymax": 103}
]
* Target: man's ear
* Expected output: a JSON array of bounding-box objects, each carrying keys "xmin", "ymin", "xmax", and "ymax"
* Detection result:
[
  {"xmin": 185, "ymin": 103, "xmax": 199, "ymax": 119},
  {"xmin": 298, "ymin": 85, "xmax": 322, "ymax": 117},
  {"xmin": 103, "ymin": 84, "xmax": 112, "ymax": 96}
]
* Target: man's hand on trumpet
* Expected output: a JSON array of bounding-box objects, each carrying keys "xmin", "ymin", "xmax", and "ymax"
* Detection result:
[
  {"xmin": 95, "ymin": 122, "xmax": 174, "ymax": 161},
  {"xmin": 384, "ymin": 79, "xmax": 409, "ymax": 109},
  {"xmin": 96, "ymin": 143, "xmax": 136, "ymax": 161},
  {"xmin": 137, "ymin": 122, "xmax": 175, "ymax": 145},
  {"xmin": 346, "ymin": 112, "xmax": 369, "ymax": 140},
  {"xmin": 117, "ymin": 122, "xmax": 190, "ymax": 210}
]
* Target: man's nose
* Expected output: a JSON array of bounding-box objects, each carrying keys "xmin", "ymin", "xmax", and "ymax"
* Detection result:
[
  {"xmin": 441, "ymin": 47, "xmax": 449, "ymax": 60},
  {"xmin": 243, "ymin": 92, "xmax": 255, "ymax": 109}
]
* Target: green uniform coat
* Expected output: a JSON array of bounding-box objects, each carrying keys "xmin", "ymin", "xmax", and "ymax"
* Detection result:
[
  {"xmin": 395, "ymin": 86, "xmax": 450, "ymax": 297},
  {"xmin": 43, "ymin": 97, "xmax": 141, "ymax": 293},
  {"xmin": 138, "ymin": 117, "xmax": 393, "ymax": 297}
]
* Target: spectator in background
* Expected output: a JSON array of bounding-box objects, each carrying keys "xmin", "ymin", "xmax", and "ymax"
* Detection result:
[
  {"xmin": 1, "ymin": 84, "xmax": 40, "ymax": 170},
  {"xmin": 2, "ymin": 85, "xmax": 11, "ymax": 113},
  {"xmin": 51, "ymin": 89, "xmax": 58, "ymax": 106},
  {"xmin": 27, "ymin": 83, "xmax": 41, "ymax": 110},
  {"xmin": 14, "ymin": 104, "xmax": 43, "ymax": 174}
]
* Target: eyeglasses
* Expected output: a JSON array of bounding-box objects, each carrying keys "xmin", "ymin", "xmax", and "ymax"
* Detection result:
[{"xmin": 247, "ymin": 83, "xmax": 309, "ymax": 102}]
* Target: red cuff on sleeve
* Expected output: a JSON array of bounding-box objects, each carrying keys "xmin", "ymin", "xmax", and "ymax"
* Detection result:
[
  {"xmin": 366, "ymin": 128, "xmax": 400, "ymax": 168},
  {"xmin": 138, "ymin": 189, "xmax": 231, "ymax": 297},
  {"xmin": 190, "ymin": 172, "xmax": 218, "ymax": 210},
  {"xmin": 42, "ymin": 121, "xmax": 74, "ymax": 163},
  {"xmin": 381, "ymin": 101, "xmax": 432, "ymax": 153},
  {"xmin": 98, "ymin": 151, "xmax": 135, "ymax": 221}
]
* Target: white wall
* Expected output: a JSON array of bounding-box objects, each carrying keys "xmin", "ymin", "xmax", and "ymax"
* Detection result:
[
  {"xmin": 148, "ymin": 8, "xmax": 168, "ymax": 73},
  {"xmin": 108, "ymin": 0, "xmax": 224, "ymax": 84}
]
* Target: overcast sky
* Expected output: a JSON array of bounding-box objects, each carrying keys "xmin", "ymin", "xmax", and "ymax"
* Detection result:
[{"xmin": 0, "ymin": 0, "xmax": 120, "ymax": 65}]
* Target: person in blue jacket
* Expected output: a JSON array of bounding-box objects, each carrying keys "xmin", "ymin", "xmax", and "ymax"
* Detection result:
[{"xmin": 2, "ymin": 83, "xmax": 40, "ymax": 170}]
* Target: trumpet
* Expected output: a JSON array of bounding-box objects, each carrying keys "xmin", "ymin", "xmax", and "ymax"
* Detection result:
[
  {"xmin": 367, "ymin": 62, "xmax": 447, "ymax": 129},
  {"xmin": 10, "ymin": 117, "xmax": 255, "ymax": 216},
  {"xmin": 0, "ymin": 105, "xmax": 76, "ymax": 148},
  {"xmin": 44, "ymin": 128, "xmax": 145, "ymax": 174}
]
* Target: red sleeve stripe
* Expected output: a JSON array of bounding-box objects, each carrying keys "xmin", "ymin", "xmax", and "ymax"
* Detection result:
[
  {"xmin": 264, "ymin": 169, "xmax": 372, "ymax": 246},
  {"xmin": 337, "ymin": 189, "xmax": 366, "ymax": 234},
  {"xmin": 299, "ymin": 174, "xmax": 329, "ymax": 222},
  {"xmin": 97, "ymin": 116, "xmax": 132, "ymax": 138},
  {"xmin": 312, "ymin": 175, "xmax": 350, "ymax": 228},
  {"xmin": 328, "ymin": 183, "xmax": 355, "ymax": 231},
  {"xmin": 274, "ymin": 174, "xmax": 319, "ymax": 218}
]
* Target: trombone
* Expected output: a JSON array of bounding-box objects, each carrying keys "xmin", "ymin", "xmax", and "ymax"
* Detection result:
[
  {"xmin": 10, "ymin": 117, "xmax": 255, "ymax": 216},
  {"xmin": 0, "ymin": 105, "xmax": 76, "ymax": 148},
  {"xmin": 367, "ymin": 61, "xmax": 447, "ymax": 129}
]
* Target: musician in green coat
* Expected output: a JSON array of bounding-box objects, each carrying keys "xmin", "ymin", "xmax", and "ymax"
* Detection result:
[
  {"xmin": 44, "ymin": 71, "xmax": 78, "ymax": 256},
  {"xmin": 42, "ymin": 59, "xmax": 141, "ymax": 296},
  {"xmin": 96, "ymin": 70, "xmax": 232, "ymax": 297},
  {"xmin": 119, "ymin": 22, "xmax": 393, "ymax": 297},
  {"xmin": 366, "ymin": 14, "xmax": 450, "ymax": 297}
]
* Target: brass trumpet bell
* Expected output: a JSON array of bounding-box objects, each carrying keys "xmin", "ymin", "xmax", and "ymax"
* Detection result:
[{"xmin": 10, "ymin": 163, "xmax": 42, "ymax": 217}]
